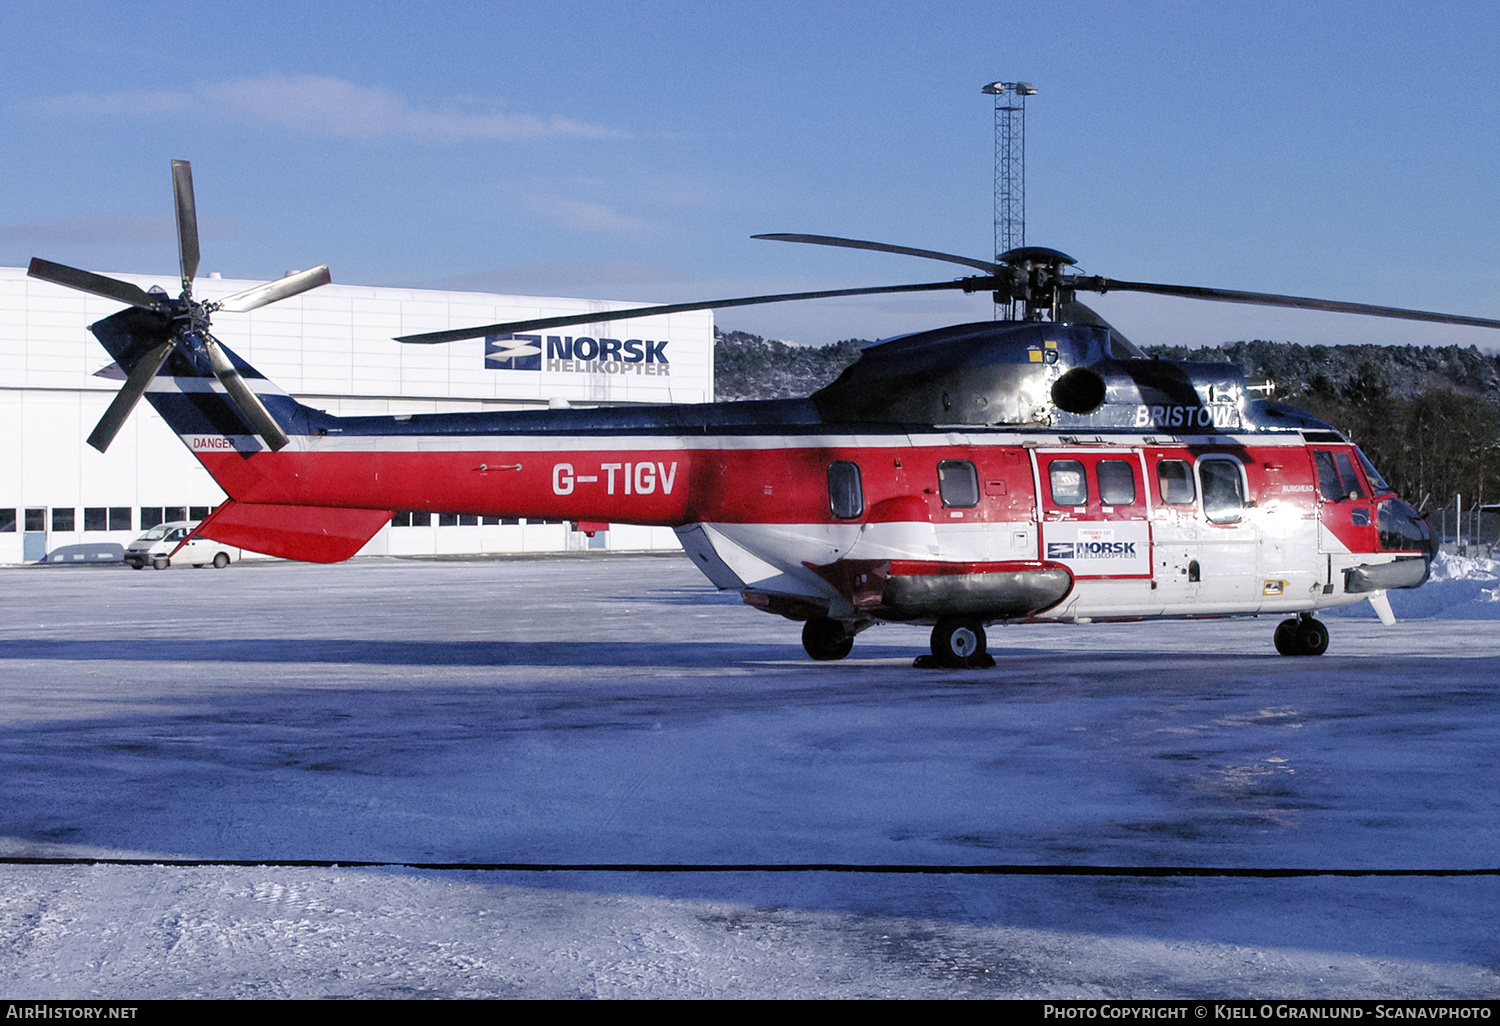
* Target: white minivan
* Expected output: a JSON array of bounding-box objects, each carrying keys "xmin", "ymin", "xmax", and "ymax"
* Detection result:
[{"xmin": 124, "ymin": 521, "xmax": 239, "ymax": 570}]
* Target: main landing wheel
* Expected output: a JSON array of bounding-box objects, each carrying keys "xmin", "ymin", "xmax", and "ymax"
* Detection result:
[
  {"xmin": 929, "ymin": 617, "xmax": 994, "ymax": 669},
  {"xmin": 802, "ymin": 617, "xmax": 855, "ymax": 661},
  {"xmin": 1274, "ymin": 616, "xmax": 1328, "ymax": 657}
]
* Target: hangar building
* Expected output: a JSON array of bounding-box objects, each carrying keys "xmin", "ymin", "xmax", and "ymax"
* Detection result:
[{"xmin": 0, "ymin": 266, "xmax": 713, "ymax": 564}]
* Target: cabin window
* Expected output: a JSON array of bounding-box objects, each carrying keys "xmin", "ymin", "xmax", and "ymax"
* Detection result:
[
  {"xmin": 1049, "ymin": 460, "xmax": 1088, "ymax": 506},
  {"xmin": 1157, "ymin": 460, "xmax": 1195, "ymax": 505},
  {"xmin": 827, "ymin": 461, "xmax": 864, "ymax": 519},
  {"xmin": 1097, "ymin": 460, "xmax": 1137, "ymax": 506},
  {"xmin": 937, "ymin": 460, "xmax": 980, "ymax": 508},
  {"xmin": 1198, "ymin": 457, "xmax": 1247, "ymax": 524}
]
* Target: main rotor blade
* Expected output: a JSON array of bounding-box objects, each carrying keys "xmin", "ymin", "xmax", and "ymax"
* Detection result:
[
  {"xmin": 28, "ymin": 258, "xmax": 163, "ymax": 311},
  {"xmin": 213, "ymin": 265, "xmax": 332, "ymax": 313},
  {"xmin": 754, "ymin": 234, "xmax": 1002, "ymax": 274},
  {"xmin": 395, "ymin": 280, "xmax": 969, "ymax": 345},
  {"xmin": 86, "ymin": 340, "xmax": 175, "ymax": 452},
  {"xmin": 172, "ymin": 159, "xmax": 200, "ymax": 292},
  {"xmin": 1085, "ymin": 278, "xmax": 1500, "ymax": 331},
  {"xmin": 202, "ymin": 334, "xmax": 290, "ymax": 451}
]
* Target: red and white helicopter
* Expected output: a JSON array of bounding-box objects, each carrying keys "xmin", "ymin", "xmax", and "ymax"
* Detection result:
[{"xmin": 31, "ymin": 161, "xmax": 1499, "ymax": 667}]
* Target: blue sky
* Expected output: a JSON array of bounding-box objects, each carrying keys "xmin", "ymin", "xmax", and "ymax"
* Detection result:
[{"xmin": 4, "ymin": 0, "xmax": 1499, "ymax": 348}]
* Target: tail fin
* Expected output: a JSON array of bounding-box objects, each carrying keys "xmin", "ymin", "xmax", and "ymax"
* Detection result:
[{"xmin": 91, "ymin": 307, "xmax": 394, "ymax": 563}]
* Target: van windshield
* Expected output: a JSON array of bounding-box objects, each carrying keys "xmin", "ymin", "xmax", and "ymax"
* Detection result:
[{"xmin": 139, "ymin": 525, "xmax": 170, "ymax": 541}]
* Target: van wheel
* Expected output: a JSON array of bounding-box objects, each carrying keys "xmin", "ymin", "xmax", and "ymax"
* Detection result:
[
  {"xmin": 212, "ymin": 552, "xmax": 230, "ymax": 569},
  {"xmin": 130, "ymin": 562, "xmax": 144, "ymax": 570},
  {"xmin": 152, "ymin": 557, "xmax": 169, "ymax": 570}
]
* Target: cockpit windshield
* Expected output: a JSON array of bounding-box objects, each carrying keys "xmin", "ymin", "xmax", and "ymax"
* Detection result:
[{"xmin": 1356, "ymin": 448, "xmax": 1391, "ymax": 495}]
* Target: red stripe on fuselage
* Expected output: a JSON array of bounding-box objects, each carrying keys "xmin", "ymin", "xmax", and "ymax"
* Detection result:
[{"xmin": 189, "ymin": 434, "xmax": 1398, "ymax": 558}]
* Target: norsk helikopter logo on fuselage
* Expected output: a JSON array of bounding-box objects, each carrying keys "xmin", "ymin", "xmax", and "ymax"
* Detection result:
[
  {"xmin": 485, "ymin": 334, "xmax": 671, "ymax": 375},
  {"xmin": 1047, "ymin": 541, "xmax": 1138, "ymax": 559}
]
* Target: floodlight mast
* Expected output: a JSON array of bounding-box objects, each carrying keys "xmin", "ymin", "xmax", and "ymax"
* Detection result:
[{"xmin": 983, "ymin": 80, "xmax": 1036, "ymax": 319}]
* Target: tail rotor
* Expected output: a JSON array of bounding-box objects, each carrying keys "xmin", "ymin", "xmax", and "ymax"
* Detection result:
[{"xmin": 28, "ymin": 159, "xmax": 330, "ymax": 453}]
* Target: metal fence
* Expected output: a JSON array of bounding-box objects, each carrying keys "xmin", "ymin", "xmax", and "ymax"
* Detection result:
[{"xmin": 1426, "ymin": 501, "xmax": 1500, "ymax": 557}]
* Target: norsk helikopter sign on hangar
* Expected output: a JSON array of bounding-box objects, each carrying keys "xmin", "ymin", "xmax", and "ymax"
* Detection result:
[{"xmin": 486, "ymin": 333, "xmax": 672, "ymax": 375}]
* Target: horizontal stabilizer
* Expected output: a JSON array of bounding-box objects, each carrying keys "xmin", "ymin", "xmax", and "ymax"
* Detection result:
[{"xmin": 195, "ymin": 501, "xmax": 394, "ymax": 563}]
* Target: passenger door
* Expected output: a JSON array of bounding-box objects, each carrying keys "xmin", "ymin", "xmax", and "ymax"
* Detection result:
[{"xmin": 1032, "ymin": 449, "xmax": 1153, "ymax": 580}]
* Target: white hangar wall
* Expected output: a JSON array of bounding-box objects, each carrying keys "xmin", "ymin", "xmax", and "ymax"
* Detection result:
[{"xmin": 0, "ymin": 266, "xmax": 713, "ymax": 564}]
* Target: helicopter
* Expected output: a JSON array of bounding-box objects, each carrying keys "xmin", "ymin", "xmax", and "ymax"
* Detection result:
[{"xmin": 29, "ymin": 161, "xmax": 1499, "ymax": 667}]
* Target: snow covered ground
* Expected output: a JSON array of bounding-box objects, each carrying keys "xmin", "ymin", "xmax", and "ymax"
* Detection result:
[{"xmin": 0, "ymin": 554, "xmax": 1496, "ymax": 998}]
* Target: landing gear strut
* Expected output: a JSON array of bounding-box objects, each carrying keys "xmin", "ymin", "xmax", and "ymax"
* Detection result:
[
  {"xmin": 1274, "ymin": 615, "xmax": 1329, "ymax": 657},
  {"xmin": 915, "ymin": 617, "xmax": 996, "ymax": 669},
  {"xmin": 802, "ymin": 617, "xmax": 855, "ymax": 661}
]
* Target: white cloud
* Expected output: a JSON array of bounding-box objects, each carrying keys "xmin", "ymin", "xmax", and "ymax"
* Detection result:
[
  {"xmin": 36, "ymin": 75, "xmax": 625, "ymax": 142},
  {"xmin": 500, "ymin": 179, "xmax": 656, "ymax": 233}
]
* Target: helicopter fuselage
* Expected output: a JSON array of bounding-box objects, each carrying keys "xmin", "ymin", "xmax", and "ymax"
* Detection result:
[{"xmin": 85, "ymin": 308, "xmax": 1433, "ymax": 664}]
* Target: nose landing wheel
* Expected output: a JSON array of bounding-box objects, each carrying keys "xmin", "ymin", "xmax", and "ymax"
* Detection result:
[{"xmin": 1274, "ymin": 615, "xmax": 1329, "ymax": 656}]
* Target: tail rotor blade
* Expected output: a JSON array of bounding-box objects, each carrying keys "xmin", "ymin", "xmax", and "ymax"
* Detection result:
[
  {"xmin": 87, "ymin": 340, "xmax": 175, "ymax": 452},
  {"xmin": 171, "ymin": 159, "xmax": 200, "ymax": 292},
  {"xmin": 213, "ymin": 265, "xmax": 332, "ymax": 314},
  {"xmin": 28, "ymin": 258, "xmax": 162, "ymax": 311},
  {"xmin": 202, "ymin": 335, "xmax": 289, "ymax": 451}
]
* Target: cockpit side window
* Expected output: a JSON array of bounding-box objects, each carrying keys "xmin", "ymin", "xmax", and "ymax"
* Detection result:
[
  {"xmin": 1314, "ymin": 451, "xmax": 1345, "ymax": 501},
  {"xmin": 1334, "ymin": 452, "xmax": 1364, "ymax": 500},
  {"xmin": 1314, "ymin": 450, "xmax": 1365, "ymax": 502}
]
